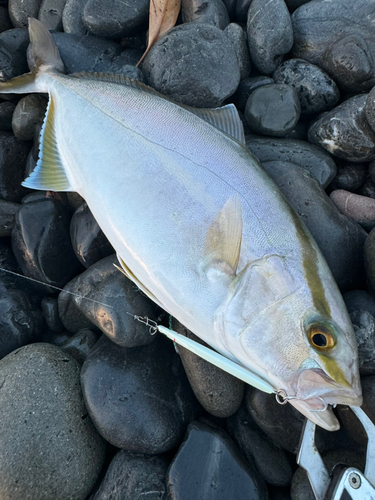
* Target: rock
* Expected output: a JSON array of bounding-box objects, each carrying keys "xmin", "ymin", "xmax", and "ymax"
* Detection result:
[
  {"xmin": 308, "ymin": 95, "xmax": 375, "ymax": 163},
  {"xmin": 344, "ymin": 290, "xmax": 375, "ymax": 318},
  {"xmin": 40, "ymin": 329, "xmax": 72, "ymax": 346},
  {"xmin": 224, "ymin": 23, "xmax": 251, "ymax": 80},
  {"xmin": 273, "ymin": 58, "xmax": 340, "ymax": 116},
  {"xmin": 227, "ymin": 403, "xmax": 294, "ymax": 487},
  {"xmin": 235, "ymin": 0, "xmax": 252, "ymax": 22},
  {"xmin": 247, "ymin": 0, "xmax": 293, "ymax": 75},
  {"xmin": 38, "ymin": 0, "xmax": 67, "ymax": 30},
  {"xmin": 82, "ymin": 0, "xmax": 149, "ymax": 38},
  {"xmin": 0, "ymin": 133, "xmax": 30, "ymax": 202},
  {"xmin": 182, "ymin": 0, "xmax": 230, "ymax": 29},
  {"xmin": 12, "ymin": 198, "xmax": 80, "ymax": 289},
  {"xmin": 8, "ymin": 0, "xmax": 43, "ymax": 28},
  {"xmin": 167, "ymin": 420, "xmax": 268, "ymax": 500},
  {"xmin": 142, "ymin": 23, "xmax": 240, "ymax": 107},
  {"xmin": 0, "ymin": 101, "xmax": 15, "ymax": 130},
  {"xmin": 359, "ymin": 177, "xmax": 375, "ymax": 199},
  {"xmin": 0, "ymin": 199, "xmax": 19, "ymax": 236},
  {"xmin": 12, "ymin": 94, "xmax": 48, "ymax": 141},
  {"xmin": 91, "ymin": 450, "xmax": 169, "ymax": 500},
  {"xmin": 41, "ymin": 296, "xmax": 64, "ymax": 332},
  {"xmin": 246, "ymin": 136, "xmax": 336, "ymax": 188},
  {"xmin": 259, "ymin": 160, "xmax": 367, "ymax": 291},
  {"xmin": 221, "ymin": 0, "xmax": 236, "ymax": 17},
  {"xmin": 62, "ymin": 0, "xmax": 89, "ymax": 34},
  {"xmin": 284, "ymin": 120, "xmax": 308, "ymax": 141},
  {"xmin": 330, "ymin": 162, "xmax": 367, "ymax": 191},
  {"xmin": 364, "ymin": 227, "xmax": 375, "ymax": 294},
  {"xmin": 60, "ymin": 328, "xmax": 99, "ymax": 365},
  {"xmin": 0, "ymin": 7, "xmax": 12, "ymax": 33},
  {"xmin": 330, "ymin": 189, "xmax": 375, "ymax": 230},
  {"xmin": 292, "ymin": 0, "xmax": 375, "ymax": 92},
  {"xmin": 350, "ymin": 309, "xmax": 375, "ymax": 375},
  {"xmin": 67, "ymin": 191, "xmax": 84, "ymax": 211},
  {"xmin": 0, "ymin": 28, "xmax": 29, "ymax": 82},
  {"xmin": 245, "ymin": 84, "xmax": 301, "ymax": 137},
  {"xmin": 173, "ymin": 320, "xmax": 244, "ymax": 418},
  {"xmin": 231, "ymin": 76, "xmax": 274, "ymax": 112},
  {"xmin": 81, "ymin": 334, "xmax": 199, "ymax": 453},
  {"xmin": 0, "ymin": 343, "xmax": 106, "ymax": 500},
  {"xmin": 366, "ymin": 85, "xmax": 375, "ymax": 134},
  {"xmin": 284, "ymin": 0, "xmax": 309, "ymax": 10},
  {"xmin": 245, "ymin": 386, "xmax": 304, "ymax": 453}
]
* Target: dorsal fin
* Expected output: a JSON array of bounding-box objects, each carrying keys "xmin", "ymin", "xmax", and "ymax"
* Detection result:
[
  {"xmin": 69, "ymin": 72, "xmax": 245, "ymax": 144},
  {"xmin": 27, "ymin": 18, "xmax": 65, "ymax": 73}
]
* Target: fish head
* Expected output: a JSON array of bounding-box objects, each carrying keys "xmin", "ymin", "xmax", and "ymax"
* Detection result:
[{"xmin": 215, "ymin": 255, "xmax": 362, "ymax": 431}]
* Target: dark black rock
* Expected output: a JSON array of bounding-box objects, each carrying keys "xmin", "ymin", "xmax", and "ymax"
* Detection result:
[
  {"xmin": 40, "ymin": 329, "xmax": 72, "ymax": 346},
  {"xmin": 173, "ymin": 320, "xmax": 244, "ymax": 418},
  {"xmin": 60, "ymin": 328, "xmax": 99, "ymax": 365},
  {"xmin": 12, "ymin": 94, "xmax": 48, "ymax": 141},
  {"xmin": 359, "ymin": 177, "xmax": 375, "ymax": 199},
  {"xmin": 364, "ymin": 227, "xmax": 375, "ymax": 294},
  {"xmin": 81, "ymin": 334, "xmax": 199, "ymax": 453},
  {"xmin": 67, "ymin": 191, "xmax": 84, "ymax": 211},
  {"xmin": 12, "ymin": 198, "xmax": 80, "ymax": 289},
  {"xmin": 142, "ymin": 23, "xmax": 240, "ymax": 107},
  {"xmin": 41, "ymin": 296, "xmax": 64, "ymax": 332},
  {"xmin": 38, "ymin": 0, "xmax": 67, "ymax": 31},
  {"xmin": 292, "ymin": 0, "xmax": 375, "ymax": 92},
  {"xmin": 0, "ymin": 199, "xmax": 19, "ymax": 236},
  {"xmin": 308, "ymin": 95, "xmax": 375, "ymax": 163},
  {"xmin": 0, "ymin": 101, "xmax": 15, "ymax": 130},
  {"xmin": 62, "ymin": 0, "xmax": 89, "ymax": 34},
  {"xmin": 91, "ymin": 450, "xmax": 169, "ymax": 500},
  {"xmin": 284, "ymin": 120, "xmax": 308, "ymax": 141},
  {"xmin": 344, "ymin": 290, "xmax": 375, "ymax": 318},
  {"xmin": 167, "ymin": 420, "xmax": 268, "ymax": 500},
  {"xmin": 247, "ymin": 0, "xmax": 293, "ymax": 75},
  {"xmin": 259, "ymin": 160, "xmax": 367, "ymax": 291},
  {"xmin": 0, "ymin": 132, "xmax": 30, "ymax": 202},
  {"xmin": 227, "ymin": 403, "xmax": 294, "ymax": 487},
  {"xmin": 330, "ymin": 162, "xmax": 367, "ymax": 191},
  {"xmin": 182, "ymin": 0, "xmax": 230, "ymax": 29},
  {"xmin": 70, "ymin": 202, "xmax": 114, "ymax": 268},
  {"xmin": 0, "ymin": 7, "xmax": 12, "ymax": 34},
  {"xmin": 0, "ymin": 28, "xmax": 29, "ymax": 87},
  {"xmin": 350, "ymin": 309, "xmax": 375, "ymax": 375},
  {"xmin": 221, "ymin": 0, "xmax": 236, "ymax": 17},
  {"xmin": 273, "ymin": 58, "xmax": 340, "ymax": 116},
  {"xmin": 366, "ymin": 85, "xmax": 375, "ymax": 134},
  {"xmin": 0, "ymin": 343, "xmax": 106, "ymax": 500},
  {"xmin": 82, "ymin": 0, "xmax": 149, "ymax": 38},
  {"xmin": 245, "ymin": 386, "xmax": 304, "ymax": 454},
  {"xmin": 235, "ymin": 0, "xmax": 252, "ymax": 22},
  {"xmin": 231, "ymin": 76, "xmax": 274, "ymax": 112},
  {"xmin": 8, "ymin": 0, "xmax": 43, "ymax": 28},
  {"xmin": 284, "ymin": 0, "xmax": 309, "ymax": 11},
  {"xmin": 225, "ymin": 23, "xmax": 251, "ymax": 80},
  {"xmin": 245, "ymin": 84, "xmax": 301, "ymax": 137},
  {"xmin": 246, "ymin": 135, "xmax": 337, "ymax": 188}
]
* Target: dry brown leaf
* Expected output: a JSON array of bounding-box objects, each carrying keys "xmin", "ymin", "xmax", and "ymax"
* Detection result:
[{"xmin": 137, "ymin": 0, "xmax": 181, "ymax": 66}]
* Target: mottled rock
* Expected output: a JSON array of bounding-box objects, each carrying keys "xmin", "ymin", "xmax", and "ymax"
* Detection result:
[
  {"xmin": 142, "ymin": 23, "xmax": 240, "ymax": 107},
  {"xmin": 0, "ymin": 101, "xmax": 15, "ymax": 130},
  {"xmin": 0, "ymin": 343, "xmax": 106, "ymax": 500},
  {"xmin": 173, "ymin": 320, "xmax": 244, "ymax": 418},
  {"xmin": 330, "ymin": 189, "xmax": 375, "ymax": 230},
  {"xmin": 350, "ymin": 309, "xmax": 375, "ymax": 375},
  {"xmin": 0, "ymin": 199, "xmax": 19, "ymax": 236},
  {"xmin": 246, "ymin": 136, "xmax": 336, "ymax": 188},
  {"xmin": 0, "ymin": 28, "xmax": 29, "ymax": 86},
  {"xmin": 231, "ymin": 76, "xmax": 273, "ymax": 111},
  {"xmin": 81, "ymin": 334, "xmax": 199, "ymax": 453},
  {"xmin": 167, "ymin": 420, "xmax": 268, "ymax": 500},
  {"xmin": 38, "ymin": 0, "xmax": 67, "ymax": 31},
  {"xmin": 62, "ymin": 0, "xmax": 88, "ymax": 34},
  {"xmin": 182, "ymin": 0, "xmax": 230, "ymax": 29},
  {"xmin": 12, "ymin": 94, "xmax": 48, "ymax": 141},
  {"xmin": 41, "ymin": 296, "xmax": 64, "ymax": 332},
  {"xmin": 344, "ymin": 290, "xmax": 375, "ymax": 318},
  {"xmin": 247, "ymin": 0, "xmax": 293, "ymax": 75},
  {"xmin": 366, "ymin": 85, "xmax": 375, "ymax": 134},
  {"xmin": 245, "ymin": 84, "xmax": 300, "ymax": 137},
  {"xmin": 225, "ymin": 23, "xmax": 251, "ymax": 80},
  {"xmin": 82, "ymin": 0, "xmax": 149, "ymax": 38},
  {"xmin": 0, "ymin": 133, "xmax": 30, "ymax": 202},
  {"xmin": 273, "ymin": 58, "xmax": 340, "ymax": 116},
  {"xmin": 292, "ymin": 0, "xmax": 375, "ymax": 92},
  {"xmin": 60, "ymin": 328, "xmax": 99, "ymax": 365},
  {"xmin": 91, "ymin": 450, "xmax": 169, "ymax": 500},
  {"xmin": 8, "ymin": 0, "xmax": 43, "ymax": 28},
  {"xmin": 330, "ymin": 163, "xmax": 367, "ymax": 192}
]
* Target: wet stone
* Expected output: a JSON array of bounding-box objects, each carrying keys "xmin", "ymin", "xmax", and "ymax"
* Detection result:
[
  {"xmin": 70, "ymin": 203, "xmax": 114, "ymax": 268},
  {"xmin": 41, "ymin": 296, "xmax": 64, "ymax": 332},
  {"xmin": 8, "ymin": 0, "xmax": 43, "ymax": 28},
  {"xmin": 330, "ymin": 189, "xmax": 375, "ymax": 230},
  {"xmin": 245, "ymin": 84, "xmax": 301, "ymax": 137},
  {"xmin": 0, "ymin": 28, "xmax": 29, "ymax": 87},
  {"xmin": 182, "ymin": 0, "xmax": 230, "ymax": 29},
  {"xmin": 247, "ymin": 0, "xmax": 293, "ymax": 76},
  {"xmin": 0, "ymin": 101, "xmax": 15, "ymax": 131},
  {"xmin": 12, "ymin": 198, "xmax": 80, "ymax": 289},
  {"xmin": 81, "ymin": 334, "xmax": 199, "ymax": 453},
  {"xmin": 91, "ymin": 450, "xmax": 169, "ymax": 500},
  {"xmin": 82, "ymin": 0, "xmax": 149, "ymax": 38},
  {"xmin": 12, "ymin": 94, "xmax": 48, "ymax": 141},
  {"xmin": 173, "ymin": 320, "xmax": 244, "ymax": 418},
  {"xmin": 62, "ymin": 0, "xmax": 89, "ymax": 35},
  {"xmin": 273, "ymin": 58, "xmax": 340, "ymax": 116},
  {"xmin": 308, "ymin": 95, "xmax": 375, "ymax": 163},
  {"xmin": 246, "ymin": 135, "xmax": 337, "ymax": 188},
  {"xmin": 350, "ymin": 309, "xmax": 375, "ymax": 376},
  {"xmin": 292, "ymin": 0, "xmax": 375, "ymax": 92},
  {"xmin": 0, "ymin": 343, "xmax": 106, "ymax": 500},
  {"xmin": 330, "ymin": 163, "xmax": 367, "ymax": 192},
  {"xmin": 344, "ymin": 290, "xmax": 375, "ymax": 318},
  {"xmin": 231, "ymin": 76, "xmax": 274, "ymax": 112},
  {"xmin": 224, "ymin": 23, "xmax": 251, "ymax": 80},
  {"xmin": 60, "ymin": 328, "xmax": 99, "ymax": 365},
  {"xmin": 0, "ymin": 132, "xmax": 30, "ymax": 202},
  {"xmin": 0, "ymin": 199, "xmax": 19, "ymax": 236},
  {"xmin": 142, "ymin": 23, "xmax": 240, "ymax": 108},
  {"xmin": 38, "ymin": 0, "xmax": 67, "ymax": 31}
]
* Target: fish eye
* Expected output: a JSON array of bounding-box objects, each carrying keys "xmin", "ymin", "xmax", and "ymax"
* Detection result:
[{"xmin": 307, "ymin": 324, "xmax": 336, "ymax": 350}]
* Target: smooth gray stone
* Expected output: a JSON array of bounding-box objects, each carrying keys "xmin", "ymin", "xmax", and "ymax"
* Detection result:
[
  {"xmin": 0, "ymin": 101, "xmax": 15, "ymax": 130},
  {"xmin": 8, "ymin": 0, "xmax": 43, "ymax": 28},
  {"xmin": 246, "ymin": 136, "xmax": 337, "ymax": 188},
  {"xmin": 0, "ymin": 199, "xmax": 19, "ymax": 236},
  {"xmin": 81, "ymin": 334, "xmax": 199, "ymax": 453},
  {"xmin": 62, "ymin": 0, "xmax": 89, "ymax": 34},
  {"xmin": 168, "ymin": 420, "xmax": 268, "ymax": 500},
  {"xmin": 142, "ymin": 23, "xmax": 240, "ymax": 107},
  {"xmin": 60, "ymin": 328, "xmax": 99, "ymax": 365},
  {"xmin": 225, "ymin": 23, "xmax": 251, "ymax": 80},
  {"xmin": 12, "ymin": 94, "xmax": 48, "ymax": 141},
  {"xmin": 82, "ymin": 0, "xmax": 149, "ymax": 38},
  {"xmin": 247, "ymin": 0, "xmax": 293, "ymax": 75},
  {"xmin": 0, "ymin": 28, "xmax": 29, "ymax": 81},
  {"xmin": 173, "ymin": 320, "xmax": 244, "ymax": 418},
  {"xmin": 308, "ymin": 95, "xmax": 375, "ymax": 163},
  {"xmin": 232, "ymin": 76, "xmax": 274, "ymax": 111},
  {"xmin": 365, "ymin": 85, "xmax": 375, "ymax": 134},
  {"xmin": 38, "ymin": 0, "xmax": 67, "ymax": 31},
  {"xmin": 245, "ymin": 84, "xmax": 301, "ymax": 137},
  {"xmin": 330, "ymin": 163, "xmax": 367, "ymax": 191},
  {"xmin": 292, "ymin": 0, "xmax": 375, "ymax": 92},
  {"xmin": 91, "ymin": 450, "xmax": 169, "ymax": 500},
  {"xmin": 350, "ymin": 309, "xmax": 375, "ymax": 375},
  {"xmin": 182, "ymin": 0, "xmax": 230, "ymax": 29},
  {"xmin": 41, "ymin": 296, "xmax": 64, "ymax": 332},
  {"xmin": 0, "ymin": 7, "xmax": 12, "ymax": 33},
  {"xmin": 344, "ymin": 290, "xmax": 375, "ymax": 318},
  {"xmin": 273, "ymin": 58, "xmax": 340, "ymax": 116},
  {"xmin": 0, "ymin": 132, "xmax": 30, "ymax": 202},
  {"xmin": 0, "ymin": 343, "xmax": 106, "ymax": 500},
  {"xmin": 260, "ymin": 160, "xmax": 367, "ymax": 292}
]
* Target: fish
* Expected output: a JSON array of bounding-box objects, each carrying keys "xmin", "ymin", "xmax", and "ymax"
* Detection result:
[{"xmin": 0, "ymin": 18, "xmax": 361, "ymax": 430}]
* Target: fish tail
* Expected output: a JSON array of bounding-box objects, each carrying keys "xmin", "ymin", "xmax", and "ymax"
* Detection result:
[{"xmin": 0, "ymin": 18, "xmax": 64, "ymax": 94}]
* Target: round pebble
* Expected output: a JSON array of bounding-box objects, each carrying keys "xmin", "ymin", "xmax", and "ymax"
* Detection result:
[
  {"xmin": 0, "ymin": 28, "xmax": 29, "ymax": 81},
  {"xmin": 0, "ymin": 133, "xmax": 30, "ymax": 202},
  {"xmin": 0, "ymin": 101, "xmax": 16, "ymax": 131},
  {"xmin": 8, "ymin": 0, "xmax": 43, "ymax": 28},
  {"xmin": 38, "ymin": 0, "xmax": 67, "ymax": 30},
  {"xmin": 231, "ymin": 76, "xmax": 274, "ymax": 111},
  {"xmin": 182, "ymin": 0, "xmax": 230, "ymax": 29},
  {"xmin": 330, "ymin": 162, "xmax": 367, "ymax": 191},
  {"xmin": 62, "ymin": 0, "xmax": 88, "ymax": 34},
  {"xmin": 330, "ymin": 189, "xmax": 375, "ymax": 230},
  {"xmin": 224, "ymin": 23, "xmax": 251, "ymax": 80},
  {"xmin": 12, "ymin": 94, "xmax": 48, "ymax": 141}
]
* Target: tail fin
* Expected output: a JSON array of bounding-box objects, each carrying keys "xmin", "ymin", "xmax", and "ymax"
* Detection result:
[{"xmin": 0, "ymin": 18, "xmax": 64, "ymax": 94}]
